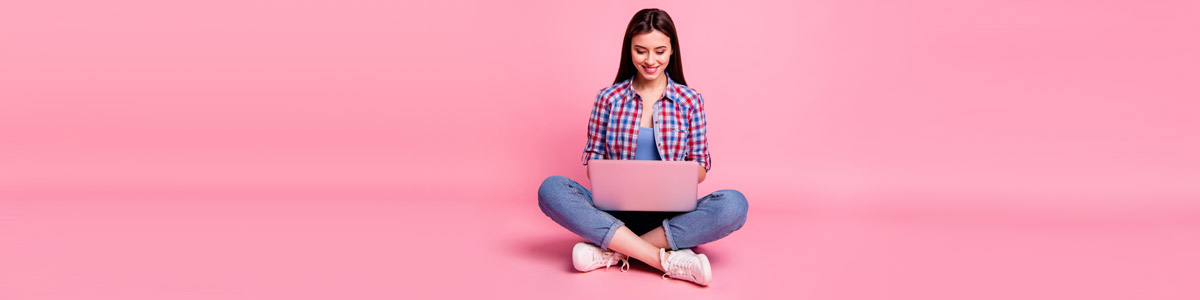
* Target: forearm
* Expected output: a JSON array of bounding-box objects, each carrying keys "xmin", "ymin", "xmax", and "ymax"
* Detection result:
[{"xmin": 698, "ymin": 165, "xmax": 706, "ymax": 183}]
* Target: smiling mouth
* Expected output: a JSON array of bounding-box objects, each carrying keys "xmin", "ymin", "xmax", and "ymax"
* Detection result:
[{"xmin": 643, "ymin": 66, "xmax": 659, "ymax": 73}]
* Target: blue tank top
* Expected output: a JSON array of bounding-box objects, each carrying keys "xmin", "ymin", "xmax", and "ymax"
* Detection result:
[{"xmin": 633, "ymin": 127, "xmax": 662, "ymax": 160}]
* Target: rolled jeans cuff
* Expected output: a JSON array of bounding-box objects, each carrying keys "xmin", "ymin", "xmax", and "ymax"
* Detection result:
[
  {"xmin": 599, "ymin": 219, "xmax": 626, "ymax": 251},
  {"xmin": 662, "ymin": 218, "xmax": 679, "ymax": 250}
]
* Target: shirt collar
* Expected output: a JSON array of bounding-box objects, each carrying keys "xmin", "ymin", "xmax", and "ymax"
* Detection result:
[{"xmin": 621, "ymin": 73, "xmax": 682, "ymax": 103}]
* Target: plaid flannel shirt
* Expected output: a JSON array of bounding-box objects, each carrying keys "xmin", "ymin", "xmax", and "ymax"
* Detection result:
[{"xmin": 581, "ymin": 76, "xmax": 712, "ymax": 171}]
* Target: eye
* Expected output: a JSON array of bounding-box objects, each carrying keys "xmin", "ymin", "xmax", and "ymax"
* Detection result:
[
  {"xmin": 636, "ymin": 50, "xmax": 646, "ymax": 54},
  {"xmin": 656, "ymin": 51, "xmax": 665, "ymax": 55}
]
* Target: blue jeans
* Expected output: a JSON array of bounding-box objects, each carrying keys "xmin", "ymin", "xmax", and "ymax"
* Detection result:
[{"xmin": 537, "ymin": 175, "xmax": 748, "ymax": 251}]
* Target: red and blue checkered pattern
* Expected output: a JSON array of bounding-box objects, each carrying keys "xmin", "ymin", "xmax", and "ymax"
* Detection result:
[{"xmin": 581, "ymin": 75, "xmax": 712, "ymax": 171}]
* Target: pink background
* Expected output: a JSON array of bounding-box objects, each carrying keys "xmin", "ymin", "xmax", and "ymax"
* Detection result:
[{"xmin": 2, "ymin": 0, "xmax": 1198, "ymax": 299}]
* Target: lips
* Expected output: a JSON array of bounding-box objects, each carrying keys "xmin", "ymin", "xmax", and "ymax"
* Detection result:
[{"xmin": 643, "ymin": 66, "xmax": 659, "ymax": 74}]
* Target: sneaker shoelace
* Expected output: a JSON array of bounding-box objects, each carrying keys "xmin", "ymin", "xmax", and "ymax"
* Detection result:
[
  {"xmin": 600, "ymin": 251, "xmax": 630, "ymax": 272},
  {"xmin": 661, "ymin": 250, "xmax": 700, "ymax": 281}
]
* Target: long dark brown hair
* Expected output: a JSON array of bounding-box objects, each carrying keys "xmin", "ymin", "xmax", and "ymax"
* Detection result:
[{"xmin": 613, "ymin": 8, "xmax": 686, "ymax": 86}]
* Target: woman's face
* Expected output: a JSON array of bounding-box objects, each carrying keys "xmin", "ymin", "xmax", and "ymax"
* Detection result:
[{"xmin": 630, "ymin": 30, "xmax": 673, "ymax": 83}]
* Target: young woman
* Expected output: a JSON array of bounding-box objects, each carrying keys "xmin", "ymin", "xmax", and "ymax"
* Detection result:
[{"xmin": 537, "ymin": 9, "xmax": 748, "ymax": 286}]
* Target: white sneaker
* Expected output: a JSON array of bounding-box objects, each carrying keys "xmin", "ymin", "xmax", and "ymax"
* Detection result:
[
  {"xmin": 572, "ymin": 242, "xmax": 630, "ymax": 272},
  {"xmin": 660, "ymin": 248, "xmax": 712, "ymax": 286}
]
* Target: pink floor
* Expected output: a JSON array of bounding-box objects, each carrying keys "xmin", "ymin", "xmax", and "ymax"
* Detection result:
[
  {"xmin": 4, "ymin": 1, "xmax": 1198, "ymax": 299},
  {"xmin": 4, "ymin": 188, "xmax": 1198, "ymax": 299}
]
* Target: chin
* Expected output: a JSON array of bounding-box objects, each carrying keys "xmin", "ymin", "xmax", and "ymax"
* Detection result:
[{"xmin": 639, "ymin": 72, "xmax": 660, "ymax": 81}]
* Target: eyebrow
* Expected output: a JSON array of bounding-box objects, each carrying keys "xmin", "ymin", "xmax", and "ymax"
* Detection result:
[{"xmin": 633, "ymin": 45, "xmax": 669, "ymax": 50}]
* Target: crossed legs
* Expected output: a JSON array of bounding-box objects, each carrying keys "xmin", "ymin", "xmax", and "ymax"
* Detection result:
[
  {"xmin": 608, "ymin": 225, "xmax": 670, "ymax": 271},
  {"xmin": 538, "ymin": 175, "xmax": 748, "ymax": 271}
]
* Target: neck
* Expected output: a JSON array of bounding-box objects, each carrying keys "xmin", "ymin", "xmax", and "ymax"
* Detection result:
[{"xmin": 632, "ymin": 74, "xmax": 668, "ymax": 91}]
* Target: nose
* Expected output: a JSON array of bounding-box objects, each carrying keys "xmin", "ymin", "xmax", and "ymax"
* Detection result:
[{"xmin": 642, "ymin": 53, "xmax": 654, "ymax": 65}]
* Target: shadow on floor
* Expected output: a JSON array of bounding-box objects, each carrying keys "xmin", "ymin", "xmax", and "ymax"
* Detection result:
[{"xmin": 507, "ymin": 232, "xmax": 736, "ymax": 273}]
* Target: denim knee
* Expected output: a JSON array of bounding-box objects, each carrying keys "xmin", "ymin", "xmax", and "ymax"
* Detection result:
[
  {"xmin": 537, "ymin": 175, "xmax": 572, "ymax": 214},
  {"xmin": 712, "ymin": 189, "xmax": 749, "ymax": 231}
]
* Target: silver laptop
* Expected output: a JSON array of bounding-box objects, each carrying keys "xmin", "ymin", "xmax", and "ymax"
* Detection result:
[{"xmin": 588, "ymin": 159, "xmax": 699, "ymax": 212}]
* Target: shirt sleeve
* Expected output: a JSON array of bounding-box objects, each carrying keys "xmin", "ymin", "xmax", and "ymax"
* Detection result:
[
  {"xmin": 581, "ymin": 91, "xmax": 609, "ymax": 166},
  {"xmin": 687, "ymin": 93, "xmax": 712, "ymax": 171}
]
